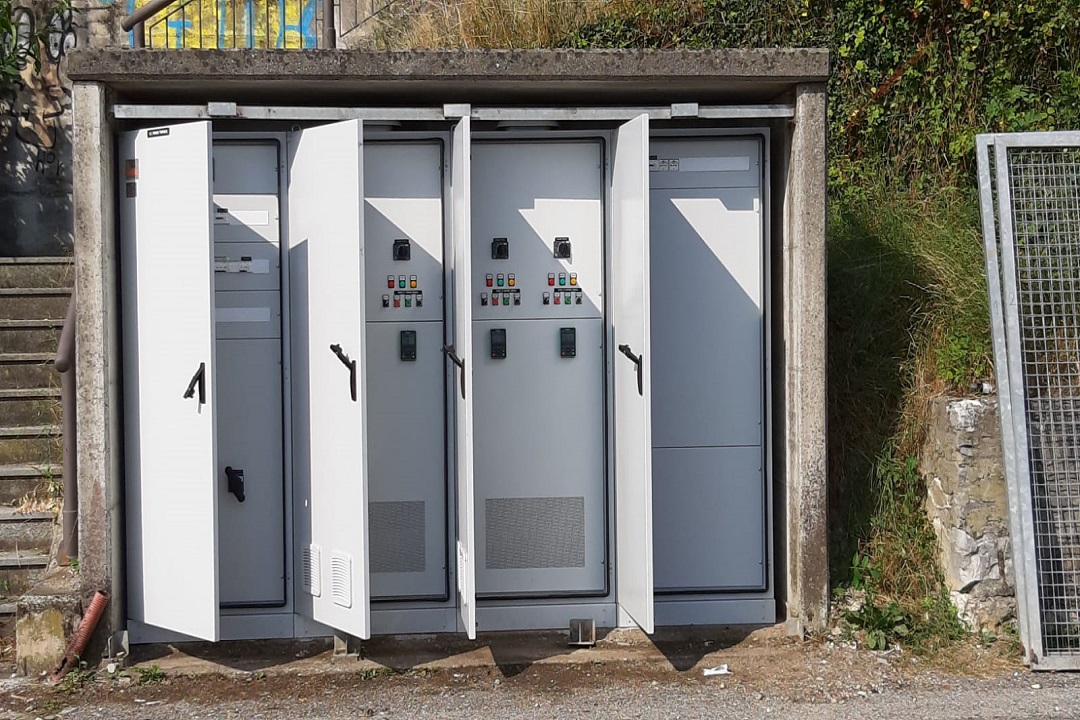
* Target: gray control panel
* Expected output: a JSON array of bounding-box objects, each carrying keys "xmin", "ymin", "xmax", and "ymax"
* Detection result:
[
  {"xmin": 212, "ymin": 141, "xmax": 286, "ymax": 608},
  {"xmin": 363, "ymin": 140, "xmax": 448, "ymax": 601},
  {"xmin": 471, "ymin": 140, "xmax": 607, "ymax": 598}
]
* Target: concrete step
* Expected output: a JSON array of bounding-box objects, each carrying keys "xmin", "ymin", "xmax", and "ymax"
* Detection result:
[
  {"xmin": 0, "ymin": 551, "xmax": 52, "ymax": 596},
  {"xmin": 0, "ymin": 428, "xmax": 62, "ymax": 466},
  {"xmin": 0, "ymin": 508, "xmax": 54, "ymax": 554},
  {"xmin": 0, "ymin": 357, "xmax": 58, "ymax": 391},
  {"xmin": 0, "ymin": 464, "xmax": 61, "ymax": 506},
  {"xmin": 0, "ymin": 392, "xmax": 59, "ymax": 427},
  {"xmin": 0, "ymin": 257, "xmax": 73, "ymax": 289},
  {"xmin": 0, "ymin": 288, "xmax": 71, "ymax": 321},
  {"xmin": 0, "ymin": 319, "xmax": 64, "ymax": 354}
]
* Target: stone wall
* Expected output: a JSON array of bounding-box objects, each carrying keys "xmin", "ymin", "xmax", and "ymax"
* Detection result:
[
  {"xmin": 923, "ymin": 396, "xmax": 1016, "ymax": 632},
  {"xmin": 1, "ymin": 0, "xmax": 121, "ymax": 257}
]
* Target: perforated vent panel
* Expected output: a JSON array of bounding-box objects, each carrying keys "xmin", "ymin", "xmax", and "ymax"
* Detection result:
[
  {"xmin": 485, "ymin": 497, "xmax": 586, "ymax": 569},
  {"xmin": 303, "ymin": 544, "xmax": 321, "ymax": 597},
  {"xmin": 330, "ymin": 552, "xmax": 352, "ymax": 608},
  {"xmin": 369, "ymin": 501, "xmax": 427, "ymax": 574}
]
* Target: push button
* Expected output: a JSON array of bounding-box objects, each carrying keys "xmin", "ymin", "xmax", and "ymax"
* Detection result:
[
  {"xmin": 508, "ymin": 273, "xmax": 516, "ymax": 287},
  {"xmin": 398, "ymin": 275, "xmax": 406, "ymax": 289},
  {"xmin": 481, "ymin": 293, "xmax": 489, "ymax": 306},
  {"xmin": 559, "ymin": 273, "xmax": 566, "ymax": 286},
  {"xmin": 513, "ymin": 291, "xmax": 521, "ymax": 306},
  {"xmin": 387, "ymin": 275, "xmax": 395, "ymax": 289},
  {"xmin": 502, "ymin": 294, "xmax": 510, "ymax": 306},
  {"xmin": 405, "ymin": 296, "xmax": 412, "ymax": 308},
  {"xmin": 575, "ymin": 291, "xmax": 582, "ymax": 305},
  {"xmin": 486, "ymin": 274, "xmax": 493, "ymax": 288},
  {"xmin": 382, "ymin": 294, "xmax": 390, "ymax": 308},
  {"xmin": 570, "ymin": 273, "xmax": 578, "ymax": 286},
  {"xmin": 554, "ymin": 293, "xmax": 561, "ymax": 305},
  {"xmin": 410, "ymin": 275, "xmax": 417, "ymax": 289},
  {"xmin": 416, "ymin": 293, "xmax": 423, "ymax": 307},
  {"xmin": 393, "ymin": 296, "xmax": 401, "ymax": 308},
  {"xmin": 548, "ymin": 273, "xmax": 555, "ymax": 286},
  {"xmin": 543, "ymin": 292, "xmax": 550, "ymax": 305}
]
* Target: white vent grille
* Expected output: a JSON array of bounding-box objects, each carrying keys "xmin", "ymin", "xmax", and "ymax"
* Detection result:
[
  {"xmin": 486, "ymin": 497, "xmax": 586, "ymax": 569},
  {"xmin": 302, "ymin": 544, "xmax": 322, "ymax": 597},
  {"xmin": 330, "ymin": 552, "xmax": 353, "ymax": 608},
  {"xmin": 369, "ymin": 501, "xmax": 426, "ymax": 573}
]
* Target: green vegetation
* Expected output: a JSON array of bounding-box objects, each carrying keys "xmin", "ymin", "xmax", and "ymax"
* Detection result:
[
  {"xmin": 0, "ymin": 0, "xmax": 74, "ymax": 92},
  {"xmin": 374, "ymin": 0, "xmax": 1080, "ymax": 647},
  {"xmin": 134, "ymin": 664, "xmax": 167, "ymax": 685}
]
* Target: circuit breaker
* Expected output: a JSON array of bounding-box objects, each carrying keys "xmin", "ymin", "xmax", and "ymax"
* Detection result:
[
  {"xmin": 363, "ymin": 141, "xmax": 448, "ymax": 601},
  {"xmin": 648, "ymin": 137, "xmax": 768, "ymax": 593},
  {"xmin": 211, "ymin": 142, "xmax": 287, "ymax": 607},
  {"xmin": 471, "ymin": 140, "xmax": 607, "ymax": 598}
]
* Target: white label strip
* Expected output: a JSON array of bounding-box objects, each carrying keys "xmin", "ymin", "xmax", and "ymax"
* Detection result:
[
  {"xmin": 679, "ymin": 156, "xmax": 751, "ymax": 173},
  {"xmin": 251, "ymin": 258, "xmax": 271, "ymax": 274},
  {"xmin": 215, "ymin": 306, "xmax": 273, "ymax": 324}
]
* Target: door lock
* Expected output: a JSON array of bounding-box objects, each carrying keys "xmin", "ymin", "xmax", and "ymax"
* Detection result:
[{"xmin": 224, "ymin": 466, "xmax": 245, "ymax": 502}]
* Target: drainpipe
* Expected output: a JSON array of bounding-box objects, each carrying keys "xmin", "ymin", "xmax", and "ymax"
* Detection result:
[
  {"xmin": 322, "ymin": 0, "xmax": 335, "ymax": 48},
  {"xmin": 54, "ymin": 294, "xmax": 77, "ymax": 562}
]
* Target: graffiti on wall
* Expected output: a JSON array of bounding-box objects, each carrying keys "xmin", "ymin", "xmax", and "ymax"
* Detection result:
[
  {"xmin": 130, "ymin": 0, "xmax": 318, "ymax": 49},
  {"xmin": 0, "ymin": 3, "xmax": 77, "ymax": 181}
]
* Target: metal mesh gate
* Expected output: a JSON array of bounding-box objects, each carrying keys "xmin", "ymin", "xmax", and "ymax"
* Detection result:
[{"xmin": 979, "ymin": 132, "xmax": 1080, "ymax": 669}]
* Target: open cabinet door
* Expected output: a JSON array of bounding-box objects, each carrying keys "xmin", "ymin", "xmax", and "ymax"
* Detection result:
[
  {"xmin": 120, "ymin": 121, "xmax": 219, "ymax": 641},
  {"xmin": 612, "ymin": 115, "xmax": 654, "ymax": 634},
  {"xmin": 448, "ymin": 116, "xmax": 477, "ymax": 639},
  {"xmin": 289, "ymin": 119, "xmax": 371, "ymax": 640}
]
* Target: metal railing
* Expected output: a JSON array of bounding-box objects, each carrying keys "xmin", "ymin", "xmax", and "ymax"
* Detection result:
[{"xmin": 122, "ymin": 0, "xmax": 336, "ymax": 49}]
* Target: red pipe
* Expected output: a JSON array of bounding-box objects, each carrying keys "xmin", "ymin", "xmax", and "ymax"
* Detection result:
[{"xmin": 50, "ymin": 591, "xmax": 110, "ymax": 683}]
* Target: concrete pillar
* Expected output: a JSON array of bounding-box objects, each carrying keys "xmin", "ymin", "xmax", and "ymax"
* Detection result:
[
  {"xmin": 73, "ymin": 80, "xmax": 120, "ymax": 636},
  {"xmin": 782, "ymin": 82, "xmax": 829, "ymax": 634}
]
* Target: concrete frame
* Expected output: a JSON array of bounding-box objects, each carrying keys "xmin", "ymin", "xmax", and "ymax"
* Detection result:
[{"xmin": 69, "ymin": 49, "xmax": 830, "ymax": 643}]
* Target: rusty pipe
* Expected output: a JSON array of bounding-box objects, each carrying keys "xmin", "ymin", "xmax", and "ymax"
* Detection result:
[
  {"xmin": 50, "ymin": 591, "xmax": 110, "ymax": 683},
  {"xmin": 55, "ymin": 294, "xmax": 77, "ymax": 562},
  {"xmin": 322, "ymin": 0, "xmax": 336, "ymax": 48}
]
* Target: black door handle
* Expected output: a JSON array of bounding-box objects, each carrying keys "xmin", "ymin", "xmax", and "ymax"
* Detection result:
[
  {"xmin": 618, "ymin": 343, "xmax": 644, "ymax": 397},
  {"xmin": 183, "ymin": 362, "xmax": 206, "ymax": 405},
  {"xmin": 329, "ymin": 344, "xmax": 357, "ymax": 402},
  {"xmin": 442, "ymin": 345, "xmax": 466, "ymax": 400},
  {"xmin": 224, "ymin": 466, "xmax": 245, "ymax": 502}
]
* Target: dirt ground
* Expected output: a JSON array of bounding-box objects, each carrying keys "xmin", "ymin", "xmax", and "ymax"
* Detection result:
[{"xmin": 0, "ymin": 624, "xmax": 1034, "ymax": 717}]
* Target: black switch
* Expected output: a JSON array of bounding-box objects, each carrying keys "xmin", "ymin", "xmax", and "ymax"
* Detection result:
[
  {"xmin": 560, "ymin": 327, "xmax": 576, "ymax": 358},
  {"xmin": 490, "ymin": 328, "xmax": 507, "ymax": 359},
  {"xmin": 393, "ymin": 238, "xmax": 411, "ymax": 261},
  {"xmin": 492, "ymin": 237, "xmax": 509, "ymax": 260},
  {"xmin": 554, "ymin": 237, "xmax": 571, "ymax": 259},
  {"xmin": 400, "ymin": 330, "xmax": 417, "ymax": 361}
]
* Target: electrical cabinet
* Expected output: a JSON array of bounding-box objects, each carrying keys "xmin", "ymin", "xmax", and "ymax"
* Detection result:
[
  {"xmin": 470, "ymin": 140, "xmax": 607, "ymax": 598},
  {"xmin": 649, "ymin": 137, "xmax": 768, "ymax": 593},
  {"xmin": 363, "ymin": 141, "xmax": 448, "ymax": 601},
  {"xmin": 119, "ymin": 115, "xmax": 770, "ymax": 645}
]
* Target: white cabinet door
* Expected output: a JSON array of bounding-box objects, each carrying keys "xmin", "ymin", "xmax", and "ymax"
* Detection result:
[
  {"xmin": 448, "ymin": 116, "xmax": 477, "ymax": 639},
  {"xmin": 289, "ymin": 119, "xmax": 371, "ymax": 640},
  {"xmin": 120, "ymin": 121, "xmax": 219, "ymax": 641},
  {"xmin": 612, "ymin": 115, "xmax": 654, "ymax": 634}
]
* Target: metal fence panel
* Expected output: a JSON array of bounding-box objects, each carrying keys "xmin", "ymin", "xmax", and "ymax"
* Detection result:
[{"xmin": 980, "ymin": 131, "xmax": 1080, "ymax": 668}]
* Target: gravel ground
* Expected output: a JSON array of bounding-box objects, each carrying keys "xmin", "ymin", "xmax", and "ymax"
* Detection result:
[
  {"xmin": 4, "ymin": 668, "xmax": 1080, "ymax": 720},
  {"xmin": 1, "ymin": 626, "xmax": 1075, "ymax": 719}
]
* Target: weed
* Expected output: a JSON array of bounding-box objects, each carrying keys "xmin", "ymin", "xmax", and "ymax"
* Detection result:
[
  {"xmin": 848, "ymin": 552, "xmax": 880, "ymax": 592},
  {"xmin": 357, "ymin": 667, "xmax": 393, "ymax": 681},
  {"xmin": 57, "ymin": 661, "xmax": 96, "ymax": 693},
  {"xmin": 68, "ymin": 556, "xmax": 80, "ymax": 574},
  {"xmin": 134, "ymin": 664, "xmax": 166, "ymax": 685},
  {"xmin": 845, "ymin": 600, "xmax": 910, "ymax": 651}
]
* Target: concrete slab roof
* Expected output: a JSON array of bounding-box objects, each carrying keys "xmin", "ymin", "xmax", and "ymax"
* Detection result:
[{"xmin": 66, "ymin": 48, "xmax": 830, "ymax": 105}]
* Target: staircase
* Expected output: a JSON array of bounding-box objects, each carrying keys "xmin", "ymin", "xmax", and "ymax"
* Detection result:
[{"xmin": 0, "ymin": 258, "xmax": 70, "ymax": 618}]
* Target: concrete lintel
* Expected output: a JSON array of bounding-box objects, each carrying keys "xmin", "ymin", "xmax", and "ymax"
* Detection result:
[
  {"xmin": 783, "ymin": 82, "xmax": 829, "ymax": 634},
  {"xmin": 73, "ymin": 80, "xmax": 120, "ymax": 638},
  {"xmin": 66, "ymin": 49, "xmax": 829, "ymax": 106}
]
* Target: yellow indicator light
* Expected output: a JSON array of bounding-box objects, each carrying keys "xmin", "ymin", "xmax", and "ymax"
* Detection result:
[{"xmin": 570, "ymin": 274, "xmax": 578, "ymax": 286}]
